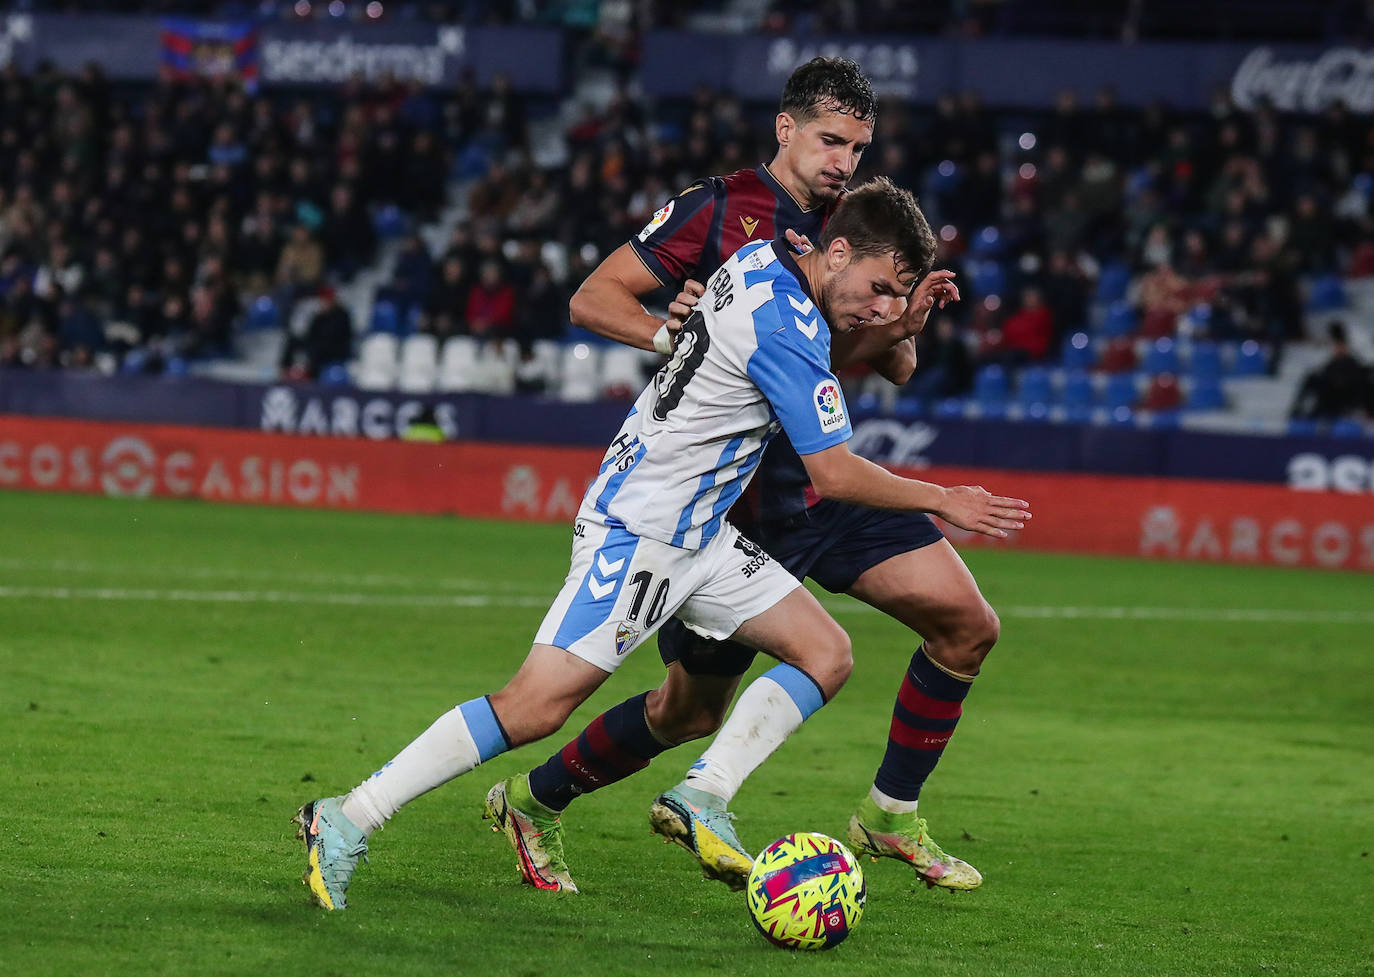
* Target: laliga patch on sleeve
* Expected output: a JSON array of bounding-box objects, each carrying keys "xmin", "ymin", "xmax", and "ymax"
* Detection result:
[
  {"xmin": 813, "ymin": 380, "xmax": 848, "ymax": 433},
  {"xmin": 637, "ymin": 200, "xmax": 675, "ymax": 242}
]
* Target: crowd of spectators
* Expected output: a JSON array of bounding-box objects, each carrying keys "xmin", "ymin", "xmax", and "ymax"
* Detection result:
[
  {"xmin": 5, "ymin": 36, "xmax": 1374, "ymax": 427},
  {"xmin": 0, "ymin": 60, "xmax": 457, "ymax": 374}
]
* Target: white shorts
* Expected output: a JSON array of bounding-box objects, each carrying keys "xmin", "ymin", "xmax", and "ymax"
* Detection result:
[{"xmin": 534, "ymin": 514, "xmax": 801, "ymax": 673}]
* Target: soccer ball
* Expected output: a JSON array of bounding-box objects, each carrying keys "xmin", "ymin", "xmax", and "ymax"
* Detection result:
[{"xmin": 745, "ymin": 832, "xmax": 865, "ymax": 950}]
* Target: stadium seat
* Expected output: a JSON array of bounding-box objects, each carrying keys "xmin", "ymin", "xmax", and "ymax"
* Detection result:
[
  {"xmin": 372, "ymin": 204, "xmax": 407, "ymax": 240},
  {"xmin": 559, "ymin": 343, "xmax": 602, "ymax": 402},
  {"xmin": 247, "ymin": 295, "xmax": 279, "ymax": 330},
  {"xmin": 1286, "ymin": 418, "xmax": 1319, "ymax": 437},
  {"xmin": 974, "ymin": 364, "xmax": 1009, "ymax": 408},
  {"xmin": 1142, "ymin": 372, "xmax": 1182, "ymax": 412},
  {"xmin": 1060, "ymin": 369, "xmax": 1094, "ymax": 410},
  {"xmin": 165, "ymin": 356, "xmax": 189, "ymax": 377},
  {"xmin": 1103, "ymin": 372, "xmax": 1139, "ymax": 411},
  {"xmin": 1101, "ymin": 300, "xmax": 1137, "ymax": 338},
  {"xmin": 1094, "ymin": 261, "xmax": 1131, "ymax": 304},
  {"xmin": 370, "ymin": 299, "xmax": 401, "ymax": 335},
  {"xmin": 438, "ymin": 335, "xmax": 481, "ymax": 392},
  {"xmin": 969, "ymin": 226, "xmax": 1003, "ymax": 258},
  {"xmin": 1017, "ymin": 366, "xmax": 1053, "ymax": 408},
  {"xmin": 1187, "ymin": 341, "xmax": 1222, "ymax": 380},
  {"xmin": 601, "ymin": 346, "xmax": 648, "ymax": 400},
  {"xmin": 1146, "ymin": 410, "xmax": 1181, "ymax": 429},
  {"xmin": 1061, "ymin": 331, "xmax": 1095, "ymax": 370},
  {"xmin": 319, "ymin": 363, "xmax": 351, "ymax": 387},
  {"xmin": 1329, "ymin": 419, "xmax": 1366, "ymax": 438},
  {"xmin": 1185, "ymin": 375, "xmax": 1226, "ymax": 411},
  {"xmin": 967, "ymin": 259, "xmax": 1006, "ymax": 298},
  {"xmin": 1097, "ymin": 336, "xmax": 1138, "ymax": 373},
  {"xmin": 356, "ymin": 332, "xmax": 399, "ymax": 390},
  {"xmin": 1144, "ymin": 337, "xmax": 1179, "ymax": 375},
  {"xmin": 1233, "ymin": 340, "xmax": 1268, "ymax": 377},
  {"xmin": 935, "ymin": 397, "xmax": 967, "ymax": 419},
  {"xmin": 396, "ymin": 333, "xmax": 439, "ymax": 393},
  {"xmin": 477, "ymin": 340, "xmax": 517, "ymax": 395},
  {"xmin": 1306, "ymin": 273, "xmax": 1346, "ymax": 312}
]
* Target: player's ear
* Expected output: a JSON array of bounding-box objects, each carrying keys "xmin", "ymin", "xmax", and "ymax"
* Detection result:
[
  {"xmin": 775, "ymin": 112, "xmax": 794, "ymax": 148},
  {"xmin": 827, "ymin": 236, "xmax": 851, "ymax": 271}
]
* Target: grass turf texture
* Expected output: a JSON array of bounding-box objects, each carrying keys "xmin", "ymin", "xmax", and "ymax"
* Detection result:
[{"xmin": 2, "ymin": 491, "xmax": 1370, "ymax": 977}]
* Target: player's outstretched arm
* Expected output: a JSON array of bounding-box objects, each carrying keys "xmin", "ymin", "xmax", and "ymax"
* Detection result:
[
  {"xmin": 800, "ymin": 443, "xmax": 1030, "ymax": 538},
  {"xmin": 568, "ymin": 243, "xmax": 677, "ymax": 352}
]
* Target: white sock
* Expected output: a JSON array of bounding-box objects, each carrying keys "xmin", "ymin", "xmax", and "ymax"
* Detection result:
[
  {"xmin": 342, "ymin": 697, "xmax": 508, "ymax": 835},
  {"xmin": 870, "ymin": 784, "xmax": 920, "ymax": 815},
  {"xmin": 682, "ymin": 664, "xmax": 824, "ymax": 803}
]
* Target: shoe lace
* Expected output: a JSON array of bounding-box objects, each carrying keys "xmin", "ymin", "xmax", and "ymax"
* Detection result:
[
  {"xmin": 322, "ymin": 839, "xmax": 368, "ymax": 885},
  {"xmin": 530, "ymin": 817, "xmax": 569, "ymax": 869},
  {"xmin": 909, "ymin": 816, "xmax": 950, "ymax": 863}
]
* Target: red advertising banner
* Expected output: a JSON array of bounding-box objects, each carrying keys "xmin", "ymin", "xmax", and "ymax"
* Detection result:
[{"xmin": 2, "ymin": 415, "xmax": 1371, "ymax": 571}]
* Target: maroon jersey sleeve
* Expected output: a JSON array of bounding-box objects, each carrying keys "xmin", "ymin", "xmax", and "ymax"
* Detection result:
[{"xmin": 627, "ymin": 180, "xmax": 720, "ymax": 287}]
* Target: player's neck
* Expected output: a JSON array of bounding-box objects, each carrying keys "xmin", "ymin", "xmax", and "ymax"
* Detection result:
[
  {"xmin": 794, "ymin": 250, "xmax": 827, "ymax": 307},
  {"xmin": 765, "ymin": 156, "xmax": 819, "ymax": 212}
]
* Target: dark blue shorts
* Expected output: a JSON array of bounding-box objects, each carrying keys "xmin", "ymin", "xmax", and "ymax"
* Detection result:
[{"xmin": 658, "ymin": 501, "xmax": 944, "ymax": 676}]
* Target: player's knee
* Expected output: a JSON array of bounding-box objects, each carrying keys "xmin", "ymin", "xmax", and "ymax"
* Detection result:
[
  {"xmin": 930, "ymin": 599, "xmax": 999, "ymax": 675},
  {"xmin": 808, "ymin": 628, "xmax": 853, "ymax": 699}
]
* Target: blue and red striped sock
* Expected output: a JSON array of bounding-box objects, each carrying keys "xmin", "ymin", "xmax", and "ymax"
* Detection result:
[
  {"xmin": 873, "ymin": 646, "xmax": 974, "ymax": 802},
  {"xmin": 527, "ymin": 691, "xmax": 668, "ymax": 812}
]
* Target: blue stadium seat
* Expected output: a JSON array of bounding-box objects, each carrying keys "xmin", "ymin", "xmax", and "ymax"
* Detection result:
[
  {"xmin": 1060, "ymin": 331, "xmax": 1095, "ymax": 370},
  {"xmin": 1101, "ymin": 300, "xmax": 1137, "ymax": 338},
  {"xmin": 1108, "ymin": 405, "xmax": 1136, "ymax": 426},
  {"xmin": 969, "ymin": 225, "xmax": 1003, "ymax": 258},
  {"xmin": 1144, "ymin": 337, "xmax": 1179, "ymax": 375},
  {"xmin": 370, "ymin": 299, "xmax": 401, "ymax": 335},
  {"xmin": 319, "ymin": 363, "xmax": 351, "ymax": 387},
  {"xmin": 373, "ymin": 204, "xmax": 407, "ymax": 240},
  {"xmin": 247, "ymin": 294, "xmax": 278, "ymax": 330},
  {"xmin": 1147, "ymin": 410, "xmax": 1181, "ymax": 430},
  {"xmin": 1329, "ymin": 419, "xmax": 1366, "ymax": 438},
  {"xmin": 935, "ymin": 397, "xmax": 967, "ymax": 419},
  {"xmin": 1307, "ymin": 273, "xmax": 1346, "ymax": 312},
  {"xmin": 974, "ymin": 364, "xmax": 1009, "ymax": 407},
  {"xmin": 1061, "ymin": 369, "xmax": 1094, "ymax": 410},
  {"xmin": 1017, "ymin": 366, "xmax": 1053, "ymax": 407},
  {"xmin": 1186, "ymin": 375, "xmax": 1226, "ymax": 410},
  {"xmin": 1233, "ymin": 340, "xmax": 1267, "ymax": 377},
  {"xmin": 1187, "ymin": 341, "xmax": 1222, "ymax": 380},
  {"xmin": 1094, "ymin": 261, "xmax": 1130, "ymax": 304},
  {"xmin": 1103, "ymin": 373, "xmax": 1138, "ymax": 411},
  {"xmin": 967, "ymin": 258, "xmax": 1006, "ymax": 298},
  {"xmin": 1286, "ymin": 418, "xmax": 1319, "ymax": 437},
  {"xmin": 164, "ymin": 356, "xmax": 189, "ymax": 377}
]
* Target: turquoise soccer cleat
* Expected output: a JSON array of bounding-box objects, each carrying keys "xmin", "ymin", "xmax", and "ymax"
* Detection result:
[
  {"xmin": 649, "ymin": 785, "xmax": 753, "ymax": 891},
  {"xmin": 294, "ymin": 796, "xmax": 368, "ymax": 910}
]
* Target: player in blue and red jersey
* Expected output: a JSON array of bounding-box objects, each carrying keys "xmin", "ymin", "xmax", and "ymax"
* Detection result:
[{"xmin": 491, "ymin": 58, "xmax": 1028, "ymax": 893}]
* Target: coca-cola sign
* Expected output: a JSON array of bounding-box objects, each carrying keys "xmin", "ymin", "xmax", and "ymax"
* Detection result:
[{"xmin": 1231, "ymin": 46, "xmax": 1374, "ymax": 113}]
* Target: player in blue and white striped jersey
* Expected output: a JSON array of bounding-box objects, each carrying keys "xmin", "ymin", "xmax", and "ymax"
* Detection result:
[{"xmin": 293, "ymin": 178, "xmax": 1031, "ymax": 908}]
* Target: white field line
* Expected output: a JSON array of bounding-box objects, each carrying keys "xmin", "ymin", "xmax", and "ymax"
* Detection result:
[
  {"xmin": 0, "ymin": 557, "xmax": 546, "ymax": 593},
  {"xmin": 0, "ymin": 583, "xmax": 1368, "ymax": 625}
]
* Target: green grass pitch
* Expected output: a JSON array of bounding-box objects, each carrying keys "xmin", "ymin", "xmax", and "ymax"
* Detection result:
[{"xmin": 2, "ymin": 491, "xmax": 1370, "ymax": 977}]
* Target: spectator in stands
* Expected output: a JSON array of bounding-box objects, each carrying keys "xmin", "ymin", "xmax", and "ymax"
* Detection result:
[
  {"xmin": 992, "ymin": 286, "xmax": 1055, "ymax": 365},
  {"xmin": 512, "ymin": 261, "xmax": 567, "ymax": 352},
  {"xmin": 1290, "ymin": 321, "xmax": 1372, "ymax": 422},
  {"xmin": 280, "ymin": 286, "xmax": 354, "ymax": 381},
  {"xmin": 321, "ymin": 183, "xmax": 376, "ymax": 279},
  {"xmin": 422, "ymin": 255, "xmax": 472, "ymax": 340},
  {"xmin": 465, "ymin": 259, "xmax": 516, "ymax": 342},
  {"xmin": 388, "ymin": 234, "xmax": 437, "ymax": 315},
  {"xmin": 276, "ymin": 224, "xmax": 325, "ymax": 294}
]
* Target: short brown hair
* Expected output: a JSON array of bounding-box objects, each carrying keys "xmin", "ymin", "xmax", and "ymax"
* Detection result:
[
  {"xmin": 820, "ymin": 177, "xmax": 935, "ymax": 279},
  {"xmin": 780, "ymin": 57, "xmax": 877, "ymax": 125}
]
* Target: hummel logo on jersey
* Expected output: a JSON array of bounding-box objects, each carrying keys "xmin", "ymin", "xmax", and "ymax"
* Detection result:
[
  {"xmin": 740, "ymin": 215, "xmax": 759, "ymax": 238},
  {"xmin": 587, "ymin": 551, "xmax": 624, "ymax": 600},
  {"xmin": 788, "ymin": 294, "xmax": 819, "ymax": 339}
]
